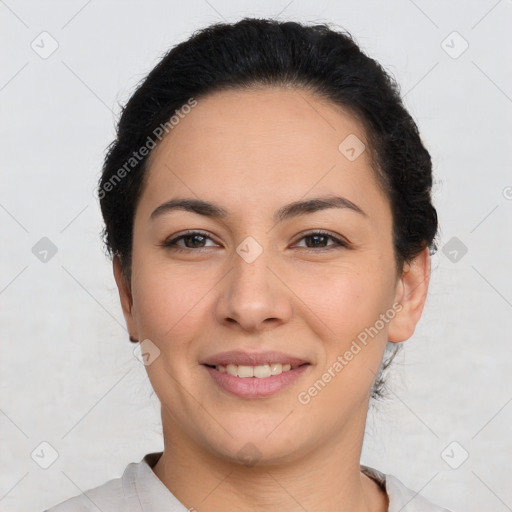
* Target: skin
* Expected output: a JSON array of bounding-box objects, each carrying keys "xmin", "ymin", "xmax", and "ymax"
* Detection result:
[{"xmin": 113, "ymin": 87, "xmax": 430, "ymax": 512}]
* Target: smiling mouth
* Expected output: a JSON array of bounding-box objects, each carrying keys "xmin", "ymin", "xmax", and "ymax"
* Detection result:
[{"xmin": 204, "ymin": 363, "xmax": 307, "ymax": 378}]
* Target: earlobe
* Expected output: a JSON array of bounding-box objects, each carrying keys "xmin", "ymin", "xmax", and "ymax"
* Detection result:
[
  {"xmin": 388, "ymin": 247, "xmax": 430, "ymax": 343},
  {"xmin": 113, "ymin": 255, "xmax": 139, "ymax": 342}
]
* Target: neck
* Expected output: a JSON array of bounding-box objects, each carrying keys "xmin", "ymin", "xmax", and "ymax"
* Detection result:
[{"xmin": 152, "ymin": 407, "xmax": 388, "ymax": 512}]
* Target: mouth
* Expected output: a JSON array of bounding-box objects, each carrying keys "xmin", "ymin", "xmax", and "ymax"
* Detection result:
[
  {"xmin": 200, "ymin": 351, "xmax": 311, "ymax": 398},
  {"xmin": 204, "ymin": 362, "xmax": 305, "ymax": 378}
]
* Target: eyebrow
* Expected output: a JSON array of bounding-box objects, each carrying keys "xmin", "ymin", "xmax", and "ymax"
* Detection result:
[{"xmin": 150, "ymin": 195, "xmax": 367, "ymax": 224}]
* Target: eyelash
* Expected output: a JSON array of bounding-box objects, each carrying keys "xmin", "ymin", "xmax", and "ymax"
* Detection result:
[{"xmin": 160, "ymin": 229, "xmax": 348, "ymax": 253}]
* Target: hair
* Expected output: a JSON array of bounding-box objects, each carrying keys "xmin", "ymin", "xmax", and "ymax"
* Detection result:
[{"xmin": 98, "ymin": 17, "xmax": 438, "ymax": 399}]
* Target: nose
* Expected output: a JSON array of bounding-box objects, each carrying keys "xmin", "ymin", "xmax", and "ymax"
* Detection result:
[{"xmin": 214, "ymin": 242, "xmax": 293, "ymax": 333}]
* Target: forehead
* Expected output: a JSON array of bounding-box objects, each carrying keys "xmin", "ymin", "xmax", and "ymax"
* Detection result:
[
  {"xmin": 139, "ymin": 87, "xmax": 389, "ymax": 222},
  {"xmin": 150, "ymin": 86, "xmax": 369, "ymax": 163}
]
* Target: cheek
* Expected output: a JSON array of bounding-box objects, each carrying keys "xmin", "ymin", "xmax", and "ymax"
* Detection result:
[
  {"xmin": 298, "ymin": 271, "xmax": 395, "ymax": 403},
  {"xmin": 130, "ymin": 257, "xmax": 209, "ymax": 345},
  {"xmin": 296, "ymin": 261, "xmax": 395, "ymax": 337},
  {"xmin": 296, "ymin": 264, "xmax": 397, "ymax": 403},
  {"xmin": 130, "ymin": 261, "xmax": 210, "ymax": 400}
]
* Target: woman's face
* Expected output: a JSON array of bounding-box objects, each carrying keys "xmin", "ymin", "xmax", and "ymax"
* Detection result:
[{"xmin": 116, "ymin": 87, "xmax": 424, "ymax": 465}]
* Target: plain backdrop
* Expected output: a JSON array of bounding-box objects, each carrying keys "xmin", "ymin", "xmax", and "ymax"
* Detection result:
[{"xmin": 1, "ymin": 1, "xmax": 511, "ymax": 511}]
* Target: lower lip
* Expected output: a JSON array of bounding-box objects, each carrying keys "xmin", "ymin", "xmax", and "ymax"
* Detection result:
[{"xmin": 203, "ymin": 364, "xmax": 310, "ymax": 398}]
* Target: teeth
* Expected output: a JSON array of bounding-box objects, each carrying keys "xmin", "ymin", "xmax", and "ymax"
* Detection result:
[
  {"xmin": 217, "ymin": 362, "xmax": 296, "ymax": 378},
  {"xmin": 237, "ymin": 365, "xmax": 254, "ymax": 378},
  {"xmin": 254, "ymin": 364, "xmax": 271, "ymax": 378}
]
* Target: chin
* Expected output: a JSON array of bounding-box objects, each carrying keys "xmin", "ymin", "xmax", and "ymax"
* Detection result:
[{"xmin": 199, "ymin": 422, "xmax": 312, "ymax": 467}]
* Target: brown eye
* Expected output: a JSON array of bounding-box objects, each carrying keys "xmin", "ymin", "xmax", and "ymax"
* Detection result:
[
  {"xmin": 161, "ymin": 231, "xmax": 217, "ymax": 251},
  {"xmin": 294, "ymin": 230, "xmax": 348, "ymax": 250},
  {"xmin": 160, "ymin": 229, "xmax": 348, "ymax": 253}
]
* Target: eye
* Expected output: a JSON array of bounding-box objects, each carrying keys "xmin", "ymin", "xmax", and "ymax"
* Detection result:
[
  {"xmin": 160, "ymin": 229, "xmax": 348, "ymax": 252},
  {"xmin": 160, "ymin": 230, "xmax": 218, "ymax": 252},
  {"xmin": 293, "ymin": 230, "xmax": 348, "ymax": 251}
]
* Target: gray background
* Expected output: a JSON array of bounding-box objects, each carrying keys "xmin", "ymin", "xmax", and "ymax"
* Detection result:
[{"xmin": 1, "ymin": 1, "xmax": 511, "ymax": 511}]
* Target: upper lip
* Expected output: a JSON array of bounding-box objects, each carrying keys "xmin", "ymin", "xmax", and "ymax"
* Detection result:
[{"xmin": 200, "ymin": 350, "xmax": 310, "ymax": 367}]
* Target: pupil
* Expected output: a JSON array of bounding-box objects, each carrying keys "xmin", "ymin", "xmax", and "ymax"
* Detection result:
[
  {"xmin": 187, "ymin": 235, "xmax": 205, "ymax": 248},
  {"xmin": 308, "ymin": 235, "xmax": 326, "ymax": 248}
]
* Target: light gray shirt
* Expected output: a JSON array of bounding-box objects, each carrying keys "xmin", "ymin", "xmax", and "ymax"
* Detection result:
[{"xmin": 44, "ymin": 452, "xmax": 452, "ymax": 512}]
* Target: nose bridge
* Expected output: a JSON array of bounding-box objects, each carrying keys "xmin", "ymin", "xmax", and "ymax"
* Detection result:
[
  {"xmin": 234, "ymin": 235, "xmax": 272, "ymax": 293},
  {"xmin": 215, "ymin": 234, "xmax": 292, "ymax": 331}
]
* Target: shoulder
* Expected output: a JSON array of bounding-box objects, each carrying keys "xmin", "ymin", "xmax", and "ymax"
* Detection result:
[
  {"xmin": 43, "ymin": 466, "xmax": 131, "ymax": 512},
  {"xmin": 43, "ymin": 452, "xmax": 166, "ymax": 512},
  {"xmin": 44, "ymin": 452, "xmax": 188, "ymax": 512},
  {"xmin": 361, "ymin": 465, "xmax": 453, "ymax": 512}
]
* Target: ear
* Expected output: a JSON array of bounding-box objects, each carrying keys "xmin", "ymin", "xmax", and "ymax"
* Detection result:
[
  {"xmin": 113, "ymin": 255, "xmax": 139, "ymax": 342},
  {"xmin": 388, "ymin": 247, "xmax": 430, "ymax": 343}
]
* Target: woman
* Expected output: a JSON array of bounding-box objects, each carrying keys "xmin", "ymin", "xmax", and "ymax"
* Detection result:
[{"xmin": 46, "ymin": 17, "xmax": 450, "ymax": 512}]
